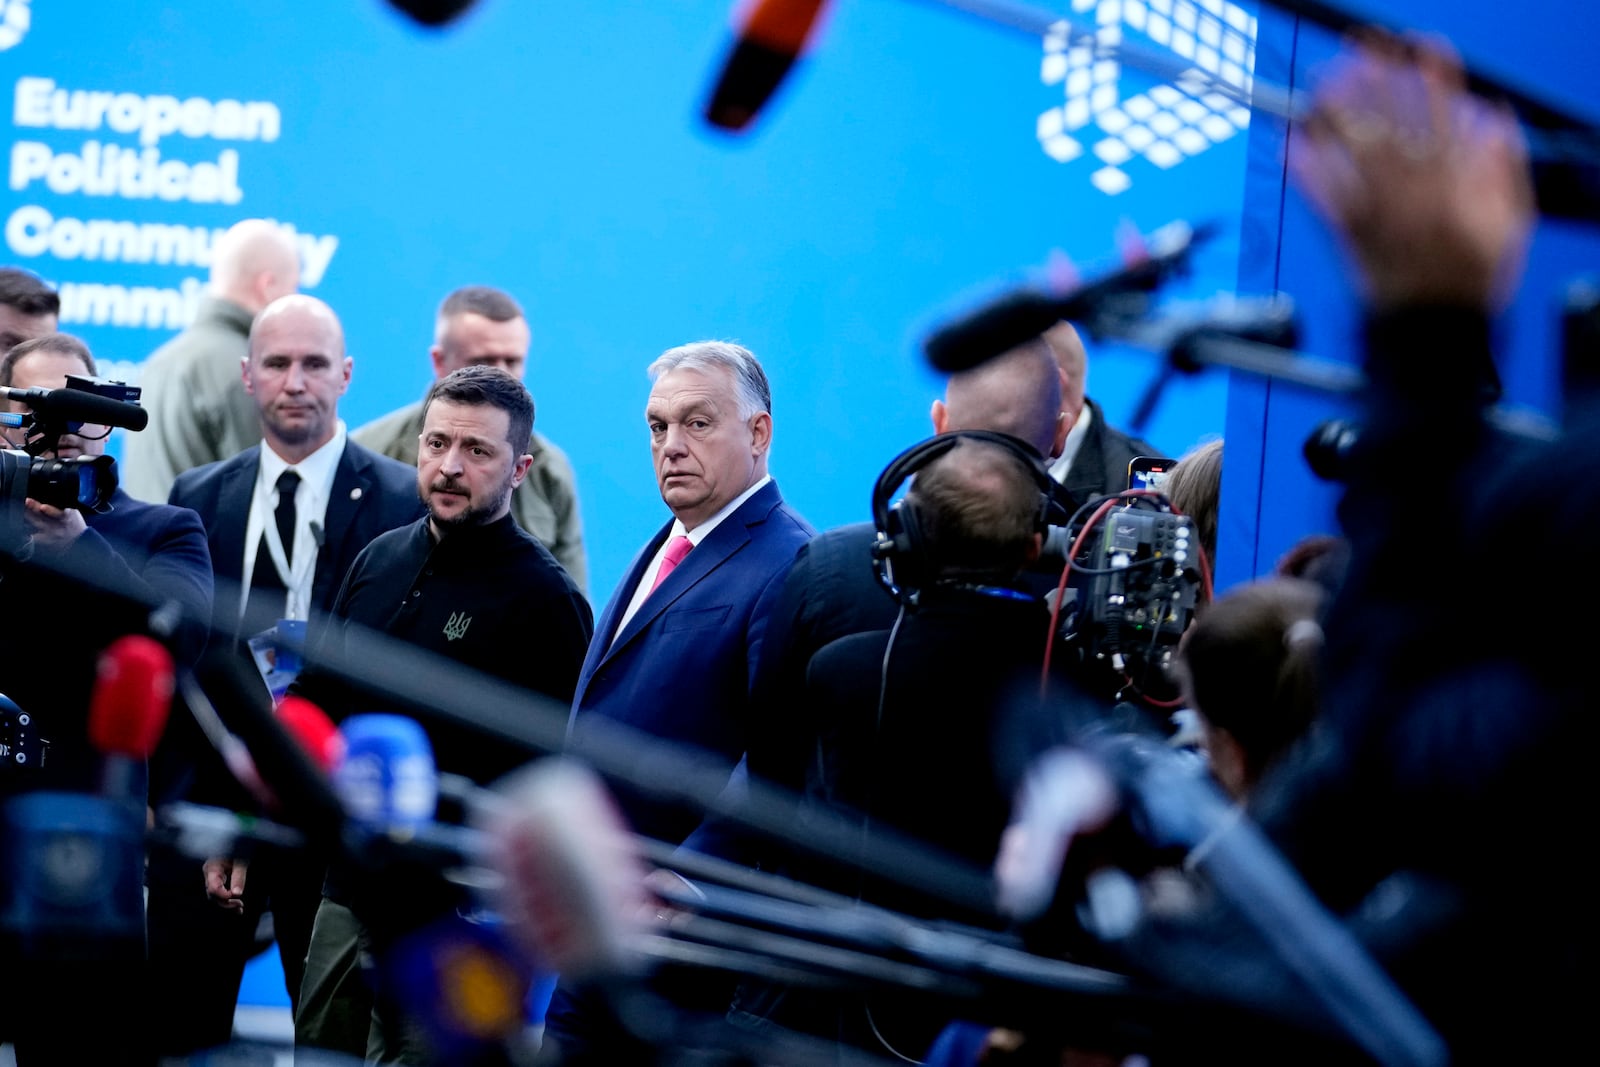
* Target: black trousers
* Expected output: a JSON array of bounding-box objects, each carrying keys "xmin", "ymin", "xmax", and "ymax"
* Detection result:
[{"xmin": 144, "ymin": 844, "xmax": 325, "ymax": 1055}]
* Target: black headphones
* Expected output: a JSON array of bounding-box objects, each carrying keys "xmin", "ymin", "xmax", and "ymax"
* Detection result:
[{"xmin": 870, "ymin": 430, "xmax": 1073, "ymax": 608}]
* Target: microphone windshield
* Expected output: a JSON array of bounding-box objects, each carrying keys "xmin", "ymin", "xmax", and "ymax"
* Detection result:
[
  {"xmin": 87, "ymin": 635, "xmax": 174, "ymax": 760},
  {"xmin": 277, "ymin": 695, "xmax": 345, "ymax": 774},
  {"xmin": 334, "ymin": 714, "xmax": 438, "ymax": 833},
  {"xmin": 924, "ymin": 290, "xmax": 1072, "ymax": 374},
  {"xmin": 705, "ymin": 0, "xmax": 832, "ymax": 131},
  {"xmin": 485, "ymin": 760, "xmax": 647, "ymax": 977}
]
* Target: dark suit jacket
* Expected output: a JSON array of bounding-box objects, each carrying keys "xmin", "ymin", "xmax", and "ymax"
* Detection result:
[
  {"xmin": 0, "ymin": 489, "xmax": 214, "ymax": 795},
  {"xmin": 169, "ymin": 439, "xmax": 425, "ymax": 635},
  {"xmin": 746, "ymin": 522, "xmax": 899, "ymax": 798},
  {"xmin": 568, "ymin": 479, "xmax": 813, "ymax": 846},
  {"xmin": 79, "ymin": 489, "xmax": 215, "ymax": 628},
  {"xmin": 1056, "ymin": 396, "xmax": 1160, "ymax": 508}
]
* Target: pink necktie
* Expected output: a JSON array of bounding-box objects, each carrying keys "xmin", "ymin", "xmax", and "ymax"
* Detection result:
[{"xmin": 649, "ymin": 535, "xmax": 693, "ymax": 596}]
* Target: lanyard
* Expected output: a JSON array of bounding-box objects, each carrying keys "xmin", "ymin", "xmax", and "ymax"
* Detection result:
[{"xmin": 255, "ymin": 475, "xmax": 323, "ymax": 622}]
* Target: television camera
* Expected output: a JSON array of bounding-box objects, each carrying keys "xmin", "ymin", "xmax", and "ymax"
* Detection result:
[{"xmin": 1, "ymin": 374, "xmax": 143, "ymax": 553}]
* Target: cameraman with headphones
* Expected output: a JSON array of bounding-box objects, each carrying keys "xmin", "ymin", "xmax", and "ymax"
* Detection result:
[{"xmin": 734, "ymin": 434, "xmax": 1059, "ymax": 1059}]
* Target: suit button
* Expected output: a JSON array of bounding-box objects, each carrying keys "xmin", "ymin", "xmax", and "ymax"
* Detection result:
[{"xmin": 411, "ymin": 590, "xmax": 420, "ymax": 598}]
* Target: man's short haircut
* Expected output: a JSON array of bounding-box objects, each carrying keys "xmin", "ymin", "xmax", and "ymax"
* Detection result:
[
  {"xmin": 906, "ymin": 438, "xmax": 1041, "ymax": 578},
  {"xmin": 1, "ymin": 332, "xmax": 95, "ymax": 387},
  {"xmin": 648, "ymin": 341, "xmax": 771, "ymax": 421},
  {"xmin": 422, "ymin": 365, "xmax": 534, "ymax": 449},
  {"xmin": 0, "ymin": 268, "xmax": 61, "ymax": 317},
  {"xmin": 438, "ymin": 285, "xmax": 524, "ymax": 324}
]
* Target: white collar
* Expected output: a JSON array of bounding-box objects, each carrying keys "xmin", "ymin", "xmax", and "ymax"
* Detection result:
[
  {"xmin": 672, "ymin": 474, "xmax": 771, "ymax": 546},
  {"xmin": 258, "ymin": 421, "xmax": 348, "ymax": 501},
  {"xmin": 1049, "ymin": 403, "xmax": 1093, "ymax": 483}
]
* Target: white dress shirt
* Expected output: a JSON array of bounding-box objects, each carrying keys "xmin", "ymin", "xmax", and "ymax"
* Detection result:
[
  {"xmin": 612, "ymin": 474, "xmax": 773, "ymax": 642},
  {"xmin": 239, "ymin": 422, "xmax": 348, "ymax": 621},
  {"xmin": 1048, "ymin": 402, "xmax": 1093, "ymax": 484}
]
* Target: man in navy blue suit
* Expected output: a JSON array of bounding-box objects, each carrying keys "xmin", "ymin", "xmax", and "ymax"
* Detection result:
[
  {"xmin": 0, "ymin": 330, "xmax": 212, "ymax": 1064},
  {"xmin": 150, "ymin": 294, "xmax": 424, "ymax": 1055},
  {"xmin": 550, "ymin": 341, "xmax": 813, "ymax": 1060},
  {"xmin": 568, "ymin": 339, "xmax": 814, "ymax": 845}
]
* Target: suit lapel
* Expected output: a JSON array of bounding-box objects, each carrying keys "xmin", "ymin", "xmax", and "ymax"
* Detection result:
[
  {"xmin": 572, "ymin": 526, "xmax": 669, "ymax": 713},
  {"xmin": 605, "ymin": 519, "xmax": 748, "ymax": 657},
  {"xmin": 1062, "ymin": 405, "xmax": 1109, "ymax": 504},
  {"xmin": 314, "ymin": 446, "xmax": 371, "ymax": 613},
  {"xmin": 601, "ymin": 484, "xmax": 779, "ymax": 663},
  {"xmin": 212, "ymin": 451, "xmax": 257, "ymax": 585}
]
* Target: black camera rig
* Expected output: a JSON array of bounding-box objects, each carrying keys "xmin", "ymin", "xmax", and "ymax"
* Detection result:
[
  {"xmin": 1050, "ymin": 492, "xmax": 1206, "ymax": 707},
  {"xmin": 1, "ymin": 373, "xmax": 138, "ymax": 554}
]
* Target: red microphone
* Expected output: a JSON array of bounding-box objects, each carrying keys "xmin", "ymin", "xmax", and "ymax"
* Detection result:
[
  {"xmin": 276, "ymin": 695, "xmax": 345, "ymax": 775},
  {"xmin": 87, "ymin": 635, "xmax": 174, "ymax": 759},
  {"xmin": 705, "ymin": 0, "xmax": 833, "ymax": 132},
  {"xmin": 87, "ymin": 635, "xmax": 175, "ymax": 798}
]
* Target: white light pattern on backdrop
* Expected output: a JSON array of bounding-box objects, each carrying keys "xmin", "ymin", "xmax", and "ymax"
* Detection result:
[{"xmin": 1037, "ymin": 0, "xmax": 1257, "ymax": 195}]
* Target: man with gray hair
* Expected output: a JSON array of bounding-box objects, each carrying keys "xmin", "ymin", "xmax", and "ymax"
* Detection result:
[
  {"xmin": 567, "ymin": 340, "xmax": 813, "ymax": 841},
  {"xmin": 548, "ymin": 340, "xmax": 814, "ymax": 1061},
  {"xmin": 123, "ymin": 218, "xmax": 301, "ymax": 502}
]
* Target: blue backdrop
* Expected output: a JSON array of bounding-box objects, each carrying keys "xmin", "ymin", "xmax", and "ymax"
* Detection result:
[
  {"xmin": 4, "ymin": 0, "xmax": 1254, "ymax": 601},
  {"xmin": 1218, "ymin": 0, "xmax": 1600, "ymax": 587}
]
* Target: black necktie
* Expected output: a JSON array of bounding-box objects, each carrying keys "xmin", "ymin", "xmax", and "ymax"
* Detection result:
[
  {"xmin": 274, "ymin": 469, "xmax": 300, "ymax": 568},
  {"xmin": 244, "ymin": 469, "xmax": 301, "ymax": 627}
]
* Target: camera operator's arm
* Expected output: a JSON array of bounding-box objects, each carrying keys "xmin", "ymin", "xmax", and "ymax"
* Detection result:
[
  {"xmin": 20, "ymin": 499, "xmax": 88, "ymax": 548},
  {"xmin": 30, "ymin": 501, "xmax": 214, "ymax": 638}
]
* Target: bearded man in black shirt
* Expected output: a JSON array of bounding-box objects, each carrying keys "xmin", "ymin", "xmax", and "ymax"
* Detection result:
[{"xmin": 294, "ymin": 365, "xmax": 593, "ymax": 1061}]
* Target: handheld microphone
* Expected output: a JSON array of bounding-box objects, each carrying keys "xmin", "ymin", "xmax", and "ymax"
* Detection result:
[
  {"xmin": 334, "ymin": 715, "xmax": 538, "ymax": 1058},
  {"xmin": 334, "ymin": 714, "xmax": 439, "ymax": 833},
  {"xmin": 704, "ymin": 0, "xmax": 833, "ymax": 131},
  {"xmin": 88, "ymin": 635, "xmax": 175, "ymax": 799},
  {"xmin": 277, "ymin": 694, "xmax": 344, "ymax": 774},
  {"xmin": 191, "ymin": 648, "xmax": 347, "ymax": 849},
  {"xmin": 485, "ymin": 759, "xmax": 649, "ymax": 978},
  {"xmin": 994, "ymin": 748, "xmax": 1121, "ymax": 923},
  {"xmin": 0, "ymin": 385, "xmax": 149, "ymax": 432}
]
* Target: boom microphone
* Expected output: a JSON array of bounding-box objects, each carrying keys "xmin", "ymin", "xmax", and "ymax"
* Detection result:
[
  {"xmin": 923, "ymin": 222, "xmax": 1212, "ymax": 373},
  {"xmin": 704, "ymin": 0, "xmax": 832, "ymax": 131},
  {"xmin": 0, "ymin": 385, "xmax": 149, "ymax": 432},
  {"xmin": 383, "ymin": 0, "xmax": 479, "ymax": 27}
]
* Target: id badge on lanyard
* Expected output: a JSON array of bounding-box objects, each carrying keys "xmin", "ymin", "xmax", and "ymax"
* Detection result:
[{"xmin": 259, "ymin": 482, "xmax": 321, "ymax": 622}]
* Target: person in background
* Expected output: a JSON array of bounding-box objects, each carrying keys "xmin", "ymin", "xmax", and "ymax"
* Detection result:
[
  {"xmin": 0, "ymin": 267, "xmax": 59, "ymax": 351},
  {"xmin": 123, "ymin": 219, "xmax": 301, "ymax": 502},
  {"xmin": 353, "ymin": 285, "xmax": 588, "ymax": 591}
]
